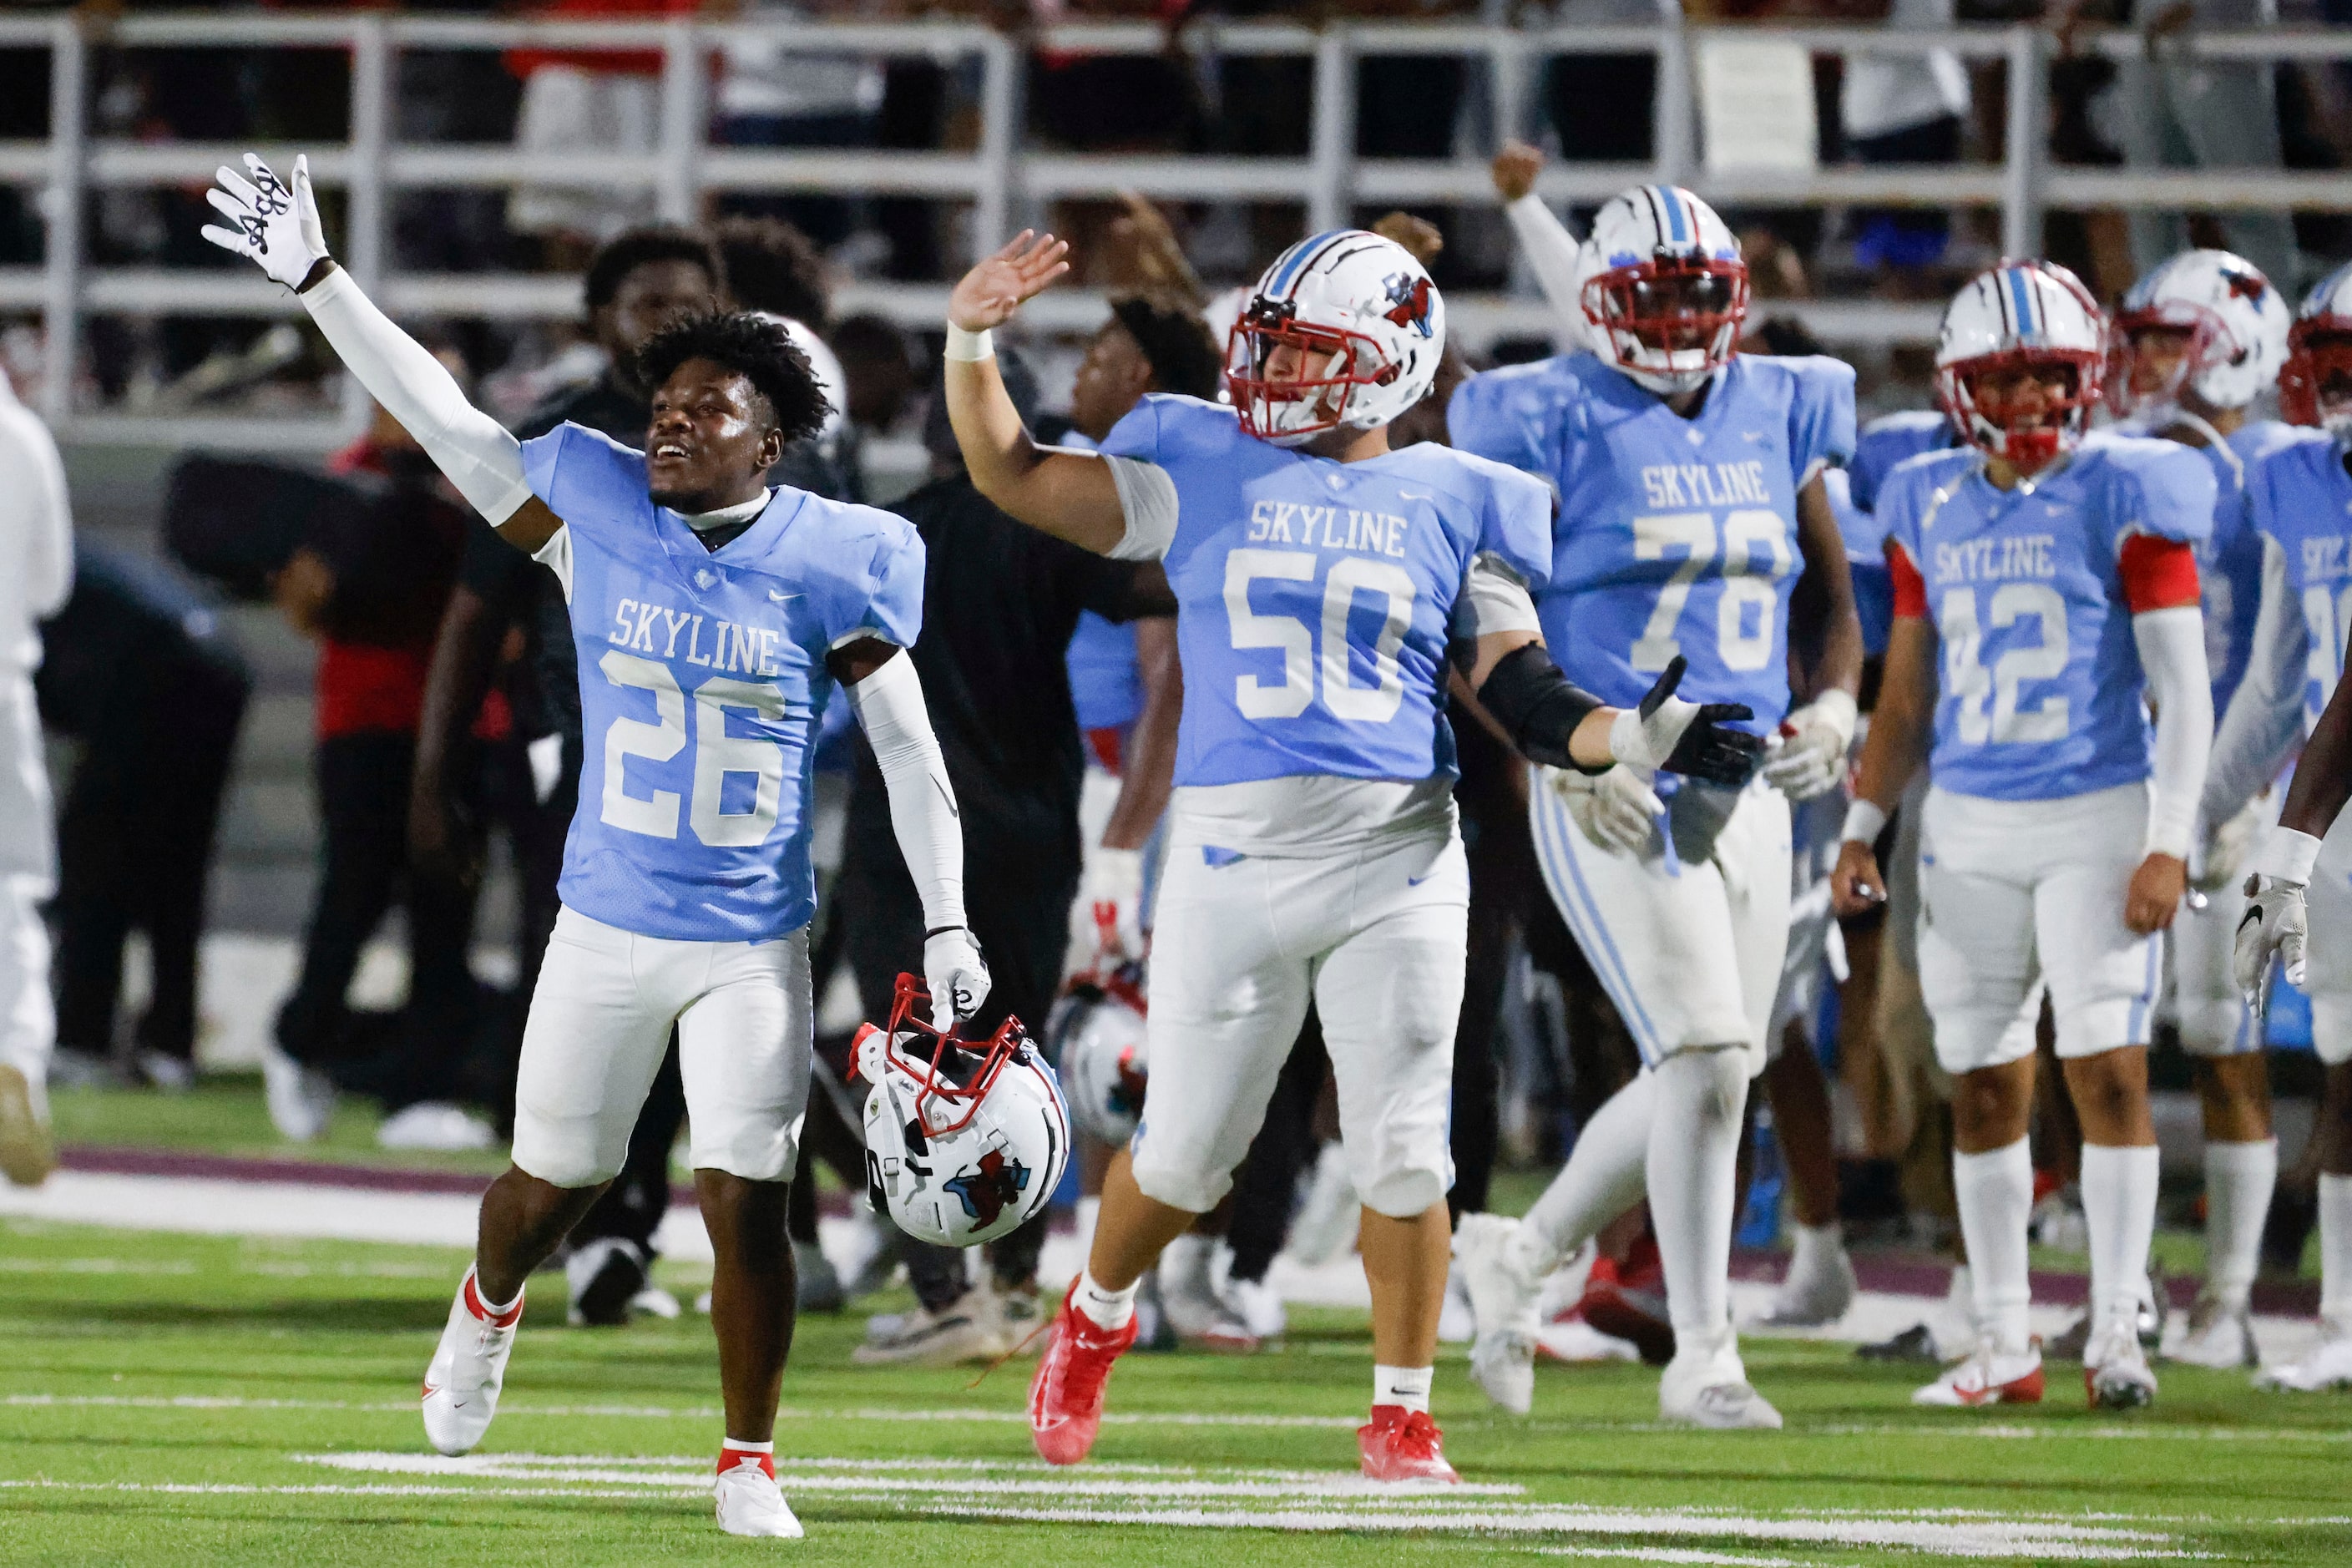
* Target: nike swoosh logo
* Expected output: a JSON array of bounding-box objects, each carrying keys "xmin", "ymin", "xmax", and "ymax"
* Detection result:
[
  {"xmin": 933, "ymin": 776, "xmax": 959, "ymax": 819},
  {"xmin": 1398, "ymin": 489, "xmax": 1432, "ymax": 501},
  {"xmin": 768, "ymin": 589, "xmax": 802, "ymax": 604},
  {"xmin": 1408, "ymin": 873, "xmax": 1434, "ymax": 887}
]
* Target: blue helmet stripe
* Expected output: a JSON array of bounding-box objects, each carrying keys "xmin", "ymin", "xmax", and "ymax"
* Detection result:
[
  {"xmin": 1656, "ymin": 186, "xmax": 1689, "ymax": 245},
  {"xmin": 1269, "ymin": 229, "xmax": 1351, "ymax": 296},
  {"xmin": 2006, "ymin": 267, "xmax": 2038, "ymax": 338}
]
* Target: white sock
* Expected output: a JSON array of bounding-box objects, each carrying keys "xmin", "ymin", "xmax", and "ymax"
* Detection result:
[
  {"xmin": 1788, "ymin": 1221, "xmax": 1844, "ymax": 1280},
  {"xmin": 1374, "ymin": 1363, "xmax": 1433, "ymax": 1415},
  {"xmin": 464, "ymin": 1263, "xmax": 523, "ymax": 1320},
  {"xmin": 2321, "ymin": 1173, "xmax": 2352, "ymax": 1323},
  {"xmin": 1951, "ymin": 1139, "xmax": 2033, "ymax": 1354},
  {"xmin": 1518, "ymin": 1071, "xmax": 1656, "ymax": 1277},
  {"xmin": 2081, "ymin": 1143, "xmax": 2161, "ymax": 1333},
  {"xmin": 2203, "ymin": 1138, "xmax": 2278, "ymax": 1309},
  {"xmin": 1646, "ymin": 1049, "xmax": 1748, "ymax": 1349},
  {"xmin": 1075, "ymin": 1264, "xmax": 1139, "ymax": 1331}
]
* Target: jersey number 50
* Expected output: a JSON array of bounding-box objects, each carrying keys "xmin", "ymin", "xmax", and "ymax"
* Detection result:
[
  {"xmin": 1224, "ymin": 549, "xmax": 1416, "ymax": 724},
  {"xmin": 599, "ymin": 650, "xmax": 787, "ymax": 845}
]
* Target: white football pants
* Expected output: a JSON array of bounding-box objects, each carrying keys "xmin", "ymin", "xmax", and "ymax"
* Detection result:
[
  {"xmin": 0, "ymin": 873, "xmax": 53, "ymax": 1120},
  {"xmin": 1529, "ymin": 771, "xmax": 1792, "ymax": 1074},
  {"xmin": 1131, "ymin": 827, "xmax": 1468, "ymax": 1218},
  {"xmin": 510, "ymin": 906, "xmax": 812, "ymax": 1188}
]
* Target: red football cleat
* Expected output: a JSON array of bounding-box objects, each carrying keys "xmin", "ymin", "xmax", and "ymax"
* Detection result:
[
  {"xmin": 1357, "ymin": 1405, "xmax": 1460, "ymax": 1484},
  {"xmin": 1029, "ymin": 1282, "xmax": 1138, "ymax": 1465},
  {"xmin": 1575, "ymin": 1233, "xmax": 1676, "ymax": 1367}
]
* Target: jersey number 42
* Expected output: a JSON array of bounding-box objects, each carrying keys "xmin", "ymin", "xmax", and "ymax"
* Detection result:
[{"xmin": 599, "ymin": 650, "xmax": 787, "ymax": 846}]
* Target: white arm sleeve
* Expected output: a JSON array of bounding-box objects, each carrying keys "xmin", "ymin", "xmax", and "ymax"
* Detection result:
[
  {"xmin": 1103, "ymin": 453, "xmax": 1179, "ymax": 563},
  {"xmin": 1506, "ymin": 193, "xmax": 1587, "ymax": 342},
  {"xmin": 300, "ymin": 267, "xmax": 534, "ymax": 525},
  {"xmin": 2135, "ymin": 604, "xmax": 2213, "ymax": 859},
  {"xmin": 2202, "ymin": 535, "xmax": 2309, "ymax": 829},
  {"xmin": 1449, "ymin": 552, "xmax": 1542, "ymax": 641},
  {"xmin": 847, "ymin": 649, "xmax": 968, "ymax": 932},
  {"xmin": 0, "ymin": 402, "xmax": 73, "ymax": 618}
]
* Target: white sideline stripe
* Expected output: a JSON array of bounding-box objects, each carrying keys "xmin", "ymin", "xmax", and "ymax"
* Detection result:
[
  {"xmin": 919, "ymin": 1504, "xmax": 2191, "ymax": 1560},
  {"xmin": 0, "ymin": 1478, "xmax": 2201, "ymax": 1560},
  {"xmin": 1535, "ymin": 1551, "xmax": 1824, "ymax": 1567},
  {"xmin": 11, "ymin": 1393, "xmax": 2351, "ymax": 1444}
]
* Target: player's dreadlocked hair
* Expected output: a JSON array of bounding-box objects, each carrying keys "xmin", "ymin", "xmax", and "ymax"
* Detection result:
[{"xmin": 634, "ymin": 311, "xmax": 833, "ymax": 447}]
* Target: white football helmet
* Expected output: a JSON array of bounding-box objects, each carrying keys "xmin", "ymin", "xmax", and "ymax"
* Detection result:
[
  {"xmin": 856, "ymin": 975, "xmax": 1070, "ymax": 1249},
  {"xmin": 2107, "ymin": 249, "xmax": 2289, "ymax": 419},
  {"xmin": 1225, "ymin": 229, "xmax": 1444, "ymax": 444},
  {"xmin": 1581, "ymin": 185, "xmax": 1748, "ymax": 395},
  {"xmin": 1935, "ymin": 260, "xmax": 2107, "ymax": 469},
  {"xmin": 1044, "ymin": 969, "xmax": 1149, "ymax": 1147},
  {"xmin": 2281, "ymin": 261, "xmax": 2352, "ymax": 436}
]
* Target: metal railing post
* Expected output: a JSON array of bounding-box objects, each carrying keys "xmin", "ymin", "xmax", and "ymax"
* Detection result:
[
  {"xmin": 1652, "ymin": 15, "xmax": 1694, "ymax": 186},
  {"xmin": 345, "ymin": 16, "xmax": 391, "ymax": 434},
  {"xmin": 974, "ymin": 31, "xmax": 1021, "ymax": 260},
  {"xmin": 2001, "ymin": 23, "xmax": 2047, "ymax": 260},
  {"xmin": 41, "ymin": 15, "xmax": 85, "ymax": 424},
  {"xmin": 657, "ymin": 18, "xmax": 705, "ymax": 225},
  {"xmin": 1490, "ymin": 28, "xmax": 1527, "ymax": 156},
  {"xmin": 1309, "ymin": 26, "xmax": 1353, "ymax": 232}
]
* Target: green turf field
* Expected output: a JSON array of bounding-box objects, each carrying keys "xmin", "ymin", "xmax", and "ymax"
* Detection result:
[{"xmin": 4, "ymin": 1217, "xmax": 2350, "ymax": 1565}]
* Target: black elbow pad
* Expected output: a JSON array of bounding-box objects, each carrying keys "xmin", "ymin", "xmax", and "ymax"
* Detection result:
[{"xmin": 1479, "ymin": 642, "xmax": 1606, "ymax": 772}]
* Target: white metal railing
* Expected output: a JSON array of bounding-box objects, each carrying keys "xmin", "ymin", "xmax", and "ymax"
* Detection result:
[{"xmin": 3, "ymin": 11, "xmax": 2350, "ymax": 447}]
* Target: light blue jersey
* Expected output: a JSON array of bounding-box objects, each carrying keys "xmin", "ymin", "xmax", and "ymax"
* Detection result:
[
  {"xmin": 1879, "ymin": 432, "xmax": 2214, "ymax": 802},
  {"xmin": 523, "ymin": 422, "xmax": 924, "ymax": 941},
  {"xmin": 1066, "ymin": 612, "xmax": 1142, "ymax": 734},
  {"xmin": 1842, "ymin": 410, "xmax": 1955, "ymax": 658},
  {"xmin": 1100, "ymin": 395, "xmax": 1552, "ymax": 787},
  {"xmin": 1447, "ymin": 351, "xmax": 1856, "ymax": 732},
  {"xmin": 2245, "ymin": 426, "xmax": 2352, "ymax": 732},
  {"xmin": 2194, "ymin": 420, "xmax": 2304, "ymax": 715}
]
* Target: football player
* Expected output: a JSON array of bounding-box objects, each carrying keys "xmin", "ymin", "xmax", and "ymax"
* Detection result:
[
  {"xmin": 2109, "ymin": 250, "xmax": 2295, "ymax": 1369},
  {"xmin": 2209, "ymin": 263, "xmax": 2352, "ymax": 1391},
  {"xmin": 1833, "ymin": 262, "xmax": 2216, "ymax": 1411},
  {"xmin": 941, "ymin": 227, "xmax": 1761, "ymax": 1481},
  {"xmin": 1445, "ymin": 182, "xmax": 1862, "ymax": 1427},
  {"xmin": 201, "ymin": 154, "xmax": 987, "ymax": 1537}
]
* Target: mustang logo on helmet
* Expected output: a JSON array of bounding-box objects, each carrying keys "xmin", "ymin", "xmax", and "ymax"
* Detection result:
[
  {"xmin": 1383, "ymin": 273, "xmax": 1434, "ymax": 338},
  {"xmin": 944, "ymin": 1148, "xmax": 1031, "ymax": 1227}
]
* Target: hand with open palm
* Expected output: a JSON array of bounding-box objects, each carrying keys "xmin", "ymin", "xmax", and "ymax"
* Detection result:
[{"xmin": 948, "ymin": 230, "xmax": 1071, "ymax": 333}]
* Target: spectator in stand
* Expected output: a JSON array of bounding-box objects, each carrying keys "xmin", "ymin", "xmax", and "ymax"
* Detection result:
[
  {"xmin": 409, "ymin": 225, "xmax": 723, "ymax": 1325},
  {"xmin": 2088, "ymin": 0, "xmax": 2299, "ymax": 287},
  {"xmin": 1839, "ymin": 0, "xmax": 1970, "ymax": 288},
  {"xmin": 711, "ymin": 215, "xmax": 861, "ymax": 501},
  {"xmin": 712, "ymin": 1, "xmax": 889, "ymax": 253},
  {"xmin": 38, "ymin": 544, "xmax": 249, "ymax": 1094},
  {"xmin": 262, "ymin": 352, "xmax": 490, "ymax": 1151},
  {"xmin": 0, "ymin": 357, "xmax": 70, "ymax": 1187},
  {"xmin": 504, "ymin": 0, "xmax": 706, "ymax": 266},
  {"xmin": 828, "ymin": 313, "xmax": 923, "ymax": 444}
]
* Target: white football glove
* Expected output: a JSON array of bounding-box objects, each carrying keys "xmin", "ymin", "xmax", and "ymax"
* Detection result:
[
  {"xmin": 1760, "ymin": 690, "xmax": 1857, "ymax": 802},
  {"xmin": 2234, "ymin": 876, "xmax": 2308, "ymax": 1007},
  {"xmin": 923, "ymin": 926, "xmax": 992, "ymax": 1033},
  {"xmin": 1552, "ymin": 764, "xmax": 1663, "ymax": 859},
  {"xmin": 198, "ymin": 153, "xmax": 330, "ymax": 291},
  {"xmin": 2192, "ymin": 793, "xmax": 2268, "ymax": 894},
  {"xmin": 1080, "ymin": 846, "xmax": 1146, "ymax": 963}
]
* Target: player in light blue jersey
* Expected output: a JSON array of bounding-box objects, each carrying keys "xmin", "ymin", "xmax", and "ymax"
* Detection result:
[
  {"xmin": 941, "ymin": 225, "xmax": 1760, "ymax": 1481},
  {"xmin": 2202, "ymin": 260, "xmax": 2352, "ymax": 1390},
  {"xmin": 2107, "ymin": 249, "xmax": 2297, "ymax": 1370},
  {"xmin": 1445, "ymin": 180, "xmax": 1863, "ymax": 1430},
  {"xmin": 201, "ymin": 154, "xmax": 988, "ymax": 1538},
  {"xmin": 1834, "ymin": 261, "xmax": 2216, "ymax": 1414}
]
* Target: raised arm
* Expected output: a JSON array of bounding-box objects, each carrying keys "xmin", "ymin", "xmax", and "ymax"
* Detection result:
[
  {"xmin": 942, "ymin": 233, "xmax": 1138, "ymax": 555},
  {"xmin": 200, "ymin": 154, "xmax": 562, "ymax": 554},
  {"xmin": 1492, "ymin": 140, "xmax": 1587, "ymax": 336}
]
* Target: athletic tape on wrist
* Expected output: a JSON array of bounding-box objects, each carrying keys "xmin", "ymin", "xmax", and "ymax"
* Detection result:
[
  {"xmin": 943, "ymin": 324, "xmax": 994, "ymax": 362},
  {"xmin": 1840, "ymin": 799, "xmax": 1889, "ymax": 846}
]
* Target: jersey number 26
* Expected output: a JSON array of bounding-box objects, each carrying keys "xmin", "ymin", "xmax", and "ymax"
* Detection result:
[{"xmin": 599, "ymin": 650, "xmax": 787, "ymax": 846}]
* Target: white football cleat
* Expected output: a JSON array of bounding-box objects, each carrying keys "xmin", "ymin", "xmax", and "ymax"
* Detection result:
[
  {"xmin": 714, "ymin": 1454, "xmax": 803, "ymax": 1538},
  {"xmin": 1751, "ymin": 1233, "xmax": 1857, "ymax": 1329},
  {"xmin": 0, "ymin": 1065, "xmax": 55, "ymax": 1188},
  {"xmin": 2167, "ymin": 1294, "xmax": 2258, "ymax": 1369},
  {"xmin": 421, "ymin": 1267, "xmax": 524, "ymax": 1456},
  {"xmin": 2255, "ymin": 1316, "xmax": 2352, "ymax": 1392},
  {"xmin": 259, "ymin": 1039, "xmax": 336, "ymax": 1144},
  {"xmin": 851, "ymin": 1289, "xmax": 1008, "ymax": 1366},
  {"xmin": 1911, "ymin": 1340, "xmax": 2045, "ymax": 1407},
  {"xmin": 2084, "ymin": 1321, "xmax": 2158, "ymax": 1409},
  {"xmin": 1453, "ymin": 1213, "xmax": 1540, "ymax": 1414},
  {"xmin": 1158, "ymin": 1234, "xmax": 1259, "ymax": 1352},
  {"xmin": 1221, "ymin": 1274, "xmax": 1288, "ymax": 1341},
  {"xmin": 1659, "ymin": 1334, "xmax": 1783, "ymax": 1429}
]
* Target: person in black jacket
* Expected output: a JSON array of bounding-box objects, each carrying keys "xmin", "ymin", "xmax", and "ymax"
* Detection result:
[{"xmin": 843, "ymin": 346, "xmax": 1176, "ymax": 1365}]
